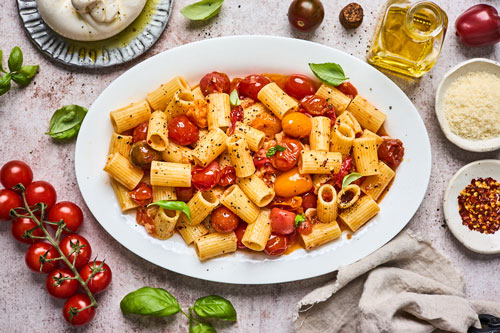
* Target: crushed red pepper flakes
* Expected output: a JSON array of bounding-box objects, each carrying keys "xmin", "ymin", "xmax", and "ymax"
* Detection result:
[{"xmin": 458, "ymin": 177, "xmax": 500, "ymax": 234}]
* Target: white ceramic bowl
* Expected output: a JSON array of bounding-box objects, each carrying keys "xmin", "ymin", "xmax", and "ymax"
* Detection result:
[
  {"xmin": 435, "ymin": 58, "xmax": 500, "ymax": 152},
  {"xmin": 443, "ymin": 159, "xmax": 500, "ymax": 254}
]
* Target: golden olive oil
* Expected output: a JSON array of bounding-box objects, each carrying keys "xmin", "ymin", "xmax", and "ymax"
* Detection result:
[{"xmin": 367, "ymin": 1, "xmax": 447, "ymax": 78}]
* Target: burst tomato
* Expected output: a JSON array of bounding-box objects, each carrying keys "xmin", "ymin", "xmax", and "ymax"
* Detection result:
[
  {"xmin": 378, "ymin": 138, "xmax": 404, "ymax": 169},
  {"xmin": 11, "ymin": 216, "xmax": 44, "ymax": 244},
  {"xmin": 264, "ymin": 233, "xmax": 288, "ymax": 256},
  {"xmin": 271, "ymin": 138, "xmax": 303, "ymax": 171},
  {"xmin": 270, "ymin": 208, "xmax": 296, "ymax": 235},
  {"xmin": 46, "ymin": 268, "xmax": 78, "ymax": 299},
  {"xmin": 284, "ymin": 74, "xmax": 316, "ymax": 100},
  {"xmin": 300, "ymin": 95, "xmax": 329, "ymax": 116},
  {"xmin": 79, "ymin": 261, "xmax": 112, "ymax": 294},
  {"xmin": 200, "ymin": 72, "xmax": 231, "ymax": 95},
  {"xmin": 211, "ymin": 207, "xmax": 240, "ymax": 233},
  {"xmin": 238, "ymin": 74, "xmax": 271, "ymax": 100},
  {"xmin": 297, "ymin": 220, "xmax": 313, "ymax": 235},
  {"xmin": 60, "ymin": 234, "xmax": 92, "ymax": 269},
  {"xmin": 176, "ymin": 187, "xmax": 194, "ymax": 202},
  {"xmin": 132, "ymin": 122, "xmax": 149, "ymax": 143},
  {"xmin": 0, "ymin": 189, "xmax": 22, "ymax": 220},
  {"xmin": 338, "ymin": 81, "xmax": 358, "ymax": 98},
  {"xmin": 0, "ymin": 160, "xmax": 33, "ymax": 189},
  {"xmin": 129, "ymin": 182, "xmax": 153, "ymax": 206},
  {"xmin": 47, "ymin": 201, "xmax": 83, "ymax": 233},
  {"xmin": 168, "ymin": 116, "xmax": 199, "ymax": 146},
  {"xmin": 191, "ymin": 161, "xmax": 220, "ymax": 191},
  {"xmin": 228, "ymin": 105, "xmax": 244, "ymax": 135},
  {"xmin": 218, "ymin": 166, "xmax": 237, "ymax": 187},
  {"xmin": 25, "ymin": 242, "xmax": 59, "ymax": 273},
  {"xmin": 234, "ymin": 223, "xmax": 247, "ymax": 249},
  {"xmin": 301, "ymin": 192, "xmax": 317, "ymax": 210},
  {"xmin": 332, "ymin": 156, "xmax": 353, "ymax": 188}
]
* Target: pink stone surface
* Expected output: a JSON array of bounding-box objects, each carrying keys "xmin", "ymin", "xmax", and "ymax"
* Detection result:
[{"xmin": 1, "ymin": 0, "xmax": 500, "ymax": 332}]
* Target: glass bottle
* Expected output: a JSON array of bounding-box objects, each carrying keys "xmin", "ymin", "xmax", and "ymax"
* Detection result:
[{"xmin": 366, "ymin": 1, "xmax": 448, "ymax": 78}]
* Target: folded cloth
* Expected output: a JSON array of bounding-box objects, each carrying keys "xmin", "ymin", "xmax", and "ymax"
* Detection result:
[{"xmin": 294, "ymin": 230, "xmax": 500, "ymax": 333}]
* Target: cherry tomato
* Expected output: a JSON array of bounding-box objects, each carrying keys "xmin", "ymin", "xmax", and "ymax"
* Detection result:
[
  {"xmin": 264, "ymin": 233, "xmax": 288, "ymax": 256},
  {"xmin": 47, "ymin": 201, "xmax": 83, "ymax": 234},
  {"xmin": 274, "ymin": 167, "xmax": 313, "ymax": 197},
  {"xmin": 132, "ymin": 122, "xmax": 149, "ymax": 143},
  {"xmin": 338, "ymin": 82, "xmax": 358, "ymax": 98},
  {"xmin": 168, "ymin": 115, "xmax": 199, "ymax": 146},
  {"xmin": 271, "ymin": 138, "xmax": 303, "ymax": 171},
  {"xmin": 176, "ymin": 186, "xmax": 194, "ymax": 202},
  {"xmin": 218, "ymin": 166, "xmax": 237, "ymax": 187},
  {"xmin": 288, "ymin": 0, "xmax": 325, "ymax": 32},
  {"xmin": 60, "ymin": 234, "xmax": 92, "ymax": 269},
  {"xmin": 0, "ymin": 189, "xmax": 22, "ymax": 220},
  {"xmin": 211, "ymin": 207, "xmax": 239, "ymax": 233},
  {"xmin": 63, "ymin": 294, "xmax": 96, "ymax": 326},
  {"xmin": 191, "ymin": 161, "xmax": 220, "ymax": 191},
  {"xmin": 79, "ymin": 261, "xmax": 112, "ymax": 294},
  {"xmin": 281, "ymin": 112, "xmax": 312, "ymax": 138},
  {"xmin": 136, "ymin": 206, "xmax": 155, "ymax": 226},
  {"xmin": 378, "ymin": 138, "xmax": 405, "ymax": 169},
  {"xmin": 285, "ymin": 74, "xmax": 316, "ymax": 100},
  {"xmin": 200, "ymin": 72, "xmax": 231, "ymax": 95},
  {"xmin": 301, "ymin": 192, "xmax": 317, "ymax": 210},
  {"xmin": 230, "ymin": 77, "xmax": 242, "ymax": 94},
  {"xmin": 129, "ymin": 140, "xmax": 160, "ymax": 169},
  {"xmin": 25, "ymin": 181, "xmax": 57, "ymax": 211},
  {"xmin": 11, "ymin": 216, "xmax": 43, "ymax": 244},
  {"xmin": 270, "ymin": 208, "xmax": 296, "ymax": 235},
  {"xmin": 297, "ymin": 220, "xmax": 313, "ymax": 235},
  {"xmin": 234, "ymin": 223, "xmax": 247, "ymax": 249},
  {"xmin": 128, "ymin": 182, "xmax": 153, "ymax": 206},
  {"xmin": 46, "ymin": 268, "xmax": 78, "ymax": 299},
  {"xmin": 271, "ymin": 196, "xmax": 302, "ymax": 211},
  {"xmin": 238, "ymin": 74, "xmax": 271, "ymax": 100},
  {"xmin": 25, "ymin": 242, "xmax": 59, "ymax": 273},
  {"xmin": 0, "ymin": 160, "xmax": 33, "ymax": 189},
  {"xmin": 300, "ymin": 95, "xmax": 329, "ymax": 116},
  {"xmin": 251, "ymin": 112, "xmax": 282, "ymax": 138}
]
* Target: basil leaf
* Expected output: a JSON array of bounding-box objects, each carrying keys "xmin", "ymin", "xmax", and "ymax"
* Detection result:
[
  {"xmin": 120, "ymin": 287, "xmax": 181, "ymax": 317},
  {"xmin": 342, "ymin": 172, "xmax": 362, "ymax": 189},
  {"xmin": 181, "ymin": 0, "xmax": 224, "ymax": 21},
  {"xmin": 46, "ymin": 104, "xmax": 87, "ymax": 140},
  {"xmin": 0, "ymin": 73, "xmax": 11, "ymax": 96},
  {"xmin": 266, "ymin": 145, "xmax": 286, "ymax": 157},
  {"xmin": 12, "ymin": 65, "xmax": 38, "ymax": 86},
  {"xmin": 295, "ymin": 214, "xmax": 305, "ymax": 227},
  {"xmin": 190, "ymin": 322, "xmax": 216, "ymax": 333},
  {"xmin": 229, "ymin": 89, "xmax": 241, "ymax": 106},
  {"xmin": 193, "ymin": 295, "xmax": 237, "ymax": 321},
  {"xmin": 8, "ymin": 46, "xmax": 23, "ymax": 72},
  {"xmin": 11, "ymin": 72, "xmax": 30, "ymax": 86},
  {"xmin": 18, "ymin": 65, "xmax": 38, "ymax": 79},
  {"xmin": 309, "ymin": 62, "xmax": 348, "ymax": 86},
  {"xmin": 0, "ymin": 50, "xmax": 5, "ymax": 73},
  {"xmin": 148, "ymin": 200, "xmax": 191, "ymax": 222}
]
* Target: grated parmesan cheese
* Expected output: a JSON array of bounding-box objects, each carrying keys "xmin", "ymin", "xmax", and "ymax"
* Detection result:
[{"xmin": 444, "ymin": 71, "xmax": 500, "ymax": 140}]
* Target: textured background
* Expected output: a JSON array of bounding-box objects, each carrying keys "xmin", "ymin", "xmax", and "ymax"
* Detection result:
[{"xmin": 1, "ymin": 0, "xmax": 500, "ymax": 332}]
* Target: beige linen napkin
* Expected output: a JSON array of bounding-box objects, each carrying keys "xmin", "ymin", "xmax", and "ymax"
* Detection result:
[{"xmin": 294, "ymin": 231, "xmax": 500, "ymax": 333}]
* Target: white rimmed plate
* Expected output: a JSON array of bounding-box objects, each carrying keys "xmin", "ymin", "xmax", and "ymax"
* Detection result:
[
  {"xmin": 443, "ymin": 159, "xmax": 500, "ymax": 254},
  {"xmin": 75, "ymin": 36, "xmax": 431, "ymax": 284}
]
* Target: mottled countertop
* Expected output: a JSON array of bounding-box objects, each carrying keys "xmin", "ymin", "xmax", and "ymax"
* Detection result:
[{"xmin": 1, "ymin": 0, "xmax": 500, "ymax": 332}]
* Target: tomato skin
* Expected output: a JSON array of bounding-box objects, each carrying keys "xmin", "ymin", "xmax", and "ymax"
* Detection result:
[
  {"xmin": 331, "ymin": 156, "xmax": 353, "ymax": 189},
  {"xmin": 301, "ymin": 192, "xmax": 317, "ymax": 210},
  {"xmin": 270, "ymin": 208, "xmax": 296, "ymax": 235},
  {"xmin": 0, "ymin": 160, "xmax": 33, "ymax": 189},
  {"xmin": 271, "ymin": 138, "xmax": 303, "ymax": 171},
  {"xmin": 234, "ymin": 223, "xmax": 247, "ymax": 249},
  {"xmin": 46, "ymin": 268, "xmax": 78, "ymax": 299},
  {"xmin": 211, "ymin": 207, "xmax": 240, "ymax": 233},
  {"xmin": 285, "ymin": 74, "xmax": 316, "ymax": 100},
  {"xmin": 25, "ymin": 181, "xmax": 57, "ymax": 211},
  {"xmin": 60, "ymin": 234, "xmax": 92, "ymax": 269},
  {"xmin": 300, "ymin": 95, "xmax": 329, "ymax": 116},
  {"xmin": 0, "ymin": 189, "xmax": 22, "ymax": 220},
  {"xmin": 47, "ymin": 201, "xmax": 83, "ymax": 234},
  {"xmin": 378, "ymin": 138, "xmax": 405, "ymax": 169},
  {"xmin": 191, "ymin": 161, "xmax": 220, "ymax": 191},
  {"xmin": 297, "ymin": 220, "xmax": 313, "ymax": 235},
  {"xmin": 132, "ymin": 122, "xmax": 149, "ymax": 143},
  {"xmin": 228, "ymin": 105, "xmax": 244, "ymax": 135},
  {"xmin": 136, "ymin": 206, "xmax": 155, "ymax": 226},
  {"xmin": 79, "ymin": 261, "xmax": 112, "ymax": 294},
  {"xmin": 63, "ymin": 294, "xmax": 96, "ymax": 326},
  {"xmin": 251, "ymin": 112, "xmax": 282, "ymax": 138},
  {"xmin": 11, "ymin": 217, "xmax": 43, "ymax": 244},
  {"xmin": 176, "ymin": 186, "xmax": 194, "ymax": 202},
  {"xmin": 338, "ymin": 82, "xmax": 358, "ymax": 98},
  {"xmin": 168, "ymin": 115, "xmax": 200, "ymax": 146},
  {"xmin": 264, "ymin": 233, "xmax": 288, "ymax": 256},
  {"xmin": 25, "ymin": 242, "xmax": 59, "ymax": 273},
  {"xmin": 238, "ymin": 74, "xmax": 271, "ymax": 100},
  {"xmin": 218, "ymin": 166, "xmax": 237, "ymax": 187},
  {"xmin": 200, "ymin": 72, "xmax": 231, "ymax": 95},
  {"xmin": 128, "ymin": 182, "xmax": 153, "ymax": 206}
]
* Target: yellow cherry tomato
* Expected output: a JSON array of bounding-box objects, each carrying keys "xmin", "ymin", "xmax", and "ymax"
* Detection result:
[
  {"xmin": 281, "ymin": 112, "xmax": 312, "ymax": 138},
  {"xmin": 274, "ymin": 167, "xmax": 313, "ymax": 197}
]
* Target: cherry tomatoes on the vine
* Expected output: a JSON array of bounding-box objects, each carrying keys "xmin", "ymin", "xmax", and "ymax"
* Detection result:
[
  {"xmin": 25, "ymin": 242, "xmax": 59, "ymax": 273},
  {"xmin": 25, "ymin": 181, "xmax": 57, "ymax": 211},
  {"xmin": 168, "ymin": 115, "xmax": 199, "ymax": 146},
  {"xmin": 238, "ymin": 74, "xmax": 271, "ymax": 100},
  {"xmin": 200, "ymin": 72, "xmax": 231, "ymax": 95},
  {"xmin": 284, "ymin": 74, "xmax": 316, "ymax": 100},
  {"xmin": 0, "ymin": 189, "xmax": 22, "ymax": 220},
  {"xmin": 48, "ymin": 201, "xmax": 83, "ymax": 234},
  {"xmin": 11, "ymin": 216, "xmax": 43, "ymax": 244},
  {"xmin": 60, "ymin": 234, "xmax": 92, "ymax": 269},
  {"xmin": 0, "ymin": 160, "xmax": 33, "ymax": 190},
  {"xmin": 46, "ymin": 267, "xmax": 78, "ymax": 299},
  {"xmin": 63, "ymin": 294, "xmax": 96, "ymax": 326},
  {"xmin": 79, "ymin": 261, "xmax": 112, "ymax": 294}
]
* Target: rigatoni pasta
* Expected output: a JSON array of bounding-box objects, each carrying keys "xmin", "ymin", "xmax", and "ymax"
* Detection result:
[
  {"xmin": 301, "ymin": 221, "xmax": 341, "ymax": 250},
  {"xmin": 346, "ymin": 95, "xmax": 386, "ymax": 133},
  {"xmin": 317, "ymin": 184, "xmax": 337, "ymax": 222},
  {"xmin": 353, "ymin": 137, "xmax": 380, "ymax": 176},
  {"xmin": 194, "ymin": 232, "xmax": 237, "ymax": 260},
  {"xmin": 361, "ymin": 161, "xmax": 395, "ymax": 201},
  {"xmin": 236, "ymin": 174, "xmax": 275, "ymax": 207},
  {"xmin": 152, "ymin": 186, "xmax": 177, "ymax": 202},
  {"xmin": 220, "ymin": 185, "xmax": 260, "ymax": 224},
  {"xmin": 108, "ymin": 132, "xmax": 133, "ymax": 156},
  {"xmin": 165, "ymin": 90, "xmax": 195, "ymax": 121},
  {"xmin": 146, "ymin": 76, "xmax": 190, "ymax": 111},
  {"xmin": 330, "ymin": 123, "xmax": 355, "ymax": 157},
  {"xmin": 315, "ymin": 83, "xmax": 352, "ymax": 114},
  {"xmin": 226, "ymin": 134, "xmax": 255, "ymax": 178},
  {"xmin": 192, "ymin": 128, "xmax": 228, "ymax": 167},
  {"xmin": 309, "ymin": 116, "xmax": 331, "ymax": 151},
  {"xmin": 104, "ymin": 153, "xmax": 144, "ymax": 190},
  {"xmin": 110, "ymin": 100, "xmax": 151, "ymax": 133},
  {"xmin": 147, "ymin": 111, "xmax": 168, "ymax": 151},
  {"xmin": 242, "ymin": 209, "xmax": 271, "ymax": 251},
  {"xmin": 299, "ymin": 150, "xmax": 342, "ymax": 174},
  {"xmin": 207, "ymin": 93, "xmax": 231, "ymax": 130},
  {"xmin": 150, "ymin": 161, "xmax": 191, "ymax": 187},
  {"xmin": 339, "ymin": 195, "xmax": 380, "ymax": 232},
  {"xmin": 257, "ymin": 82, "xmax": 298, "ymax": 119},
  {"xmin": 110, "ymin": 178, "xmax": 139, "ymax": 212},
  {"xmin": 233, "ymin": 122, "xmax": 265, "ymax": 152},
  {"xmin": 182, "ymin": 191, "xmax": 219, "ymax": 226}
]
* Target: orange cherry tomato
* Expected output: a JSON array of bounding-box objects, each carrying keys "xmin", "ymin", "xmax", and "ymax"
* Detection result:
[
  {"xmin": 251, "ymin": 112, "xmax": 282, "ymax": 138},
  {"xmin": 274, "ymin": 167, "xmax": 313, "ymax": 197},
  {"xmin": 281, "ymin": 112, "xmax": 312, "ymax": 138}
]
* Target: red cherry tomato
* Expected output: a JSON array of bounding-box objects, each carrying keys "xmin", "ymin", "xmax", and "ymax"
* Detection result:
[
  {"xmin": 0, "ymin": 189, "xmax": 22, "ymax": 220},
  {"xmin": 238, "ymin": 74, "xmax": 271, "ymax": 100},
  {"xmin": 176, "ymin": 186, "xmax": 194, "ymax": 202},
  {"xmin": 25, "ymin": 181, "xmax": 57, "ymax": 211},
  {"xmin": 47, "ymin": 201, "xmax": 83, "ymax": 234},
  {"xmin": 253, "ymin": 151, "xmax": 271, "ymax": 168},
  {"xmin": 264, "ymin": 233, "xmax": 288, "ymax": 256},
  {"xmin": 63, "ymin": 294, "xmax": 96, "ymax": 326},
  {"xmin": 230, "ymin": 77, "xmax": 242, "ymax": 94},
  {"xmin": 11, "ymin": 216, "xmax": 44, "ymax": 244},
  {"xmin": 271, "ymin": 138, "xmax": 303, "ymax": 172},
  {"xmin": 0, "ymin": 160, "xmax": 33, "ymax": 189},
  {"xmin": 337, "ymin": 82, "xmax": 358, "ymax": 98},
  {"xmin": 79, "ymin": 261, "xmax": 112, "ymax": 294},
  {"xmin": 284, "ymin": 74, "xmax": 316, "ymax": 100},
  {"xmin": 211, "ymin": 207, "xmax": 240, "ymax": 233},
  {"xmin": 132, "ymin": 122, "xmax": 149, "ymax": 143},
  {"xmin": 301, "ymin": 192, "xmax": 317, "ymax": 210},
  {"xmin": 46, "ymin": 268, "xmax": 78, "ymax": 299},
  {"xmin": 378, "ymin": 138, "xmax": 405, "ymax": 169},
  {"xmin": 200, "ymin": 72, "xmax": 231, "ymax": 95},
  {"xmin": 191, "ymin": 161, "xmax": 220, "ymax": 191},
  {"xmin": 25, "ymin": 242, "xmax": 59, "ymax": 273},
  {"xmin": 297, "ymin": 220, "xmax": 313, "ymax": 235},
  {"xmin": 218, "ymin": 166, "xmax": 237, "ymax": 187},
  {"xmin": 60, "ymin": 234, "xmax": 92, "ymax": 269},
  {"xmin": 270, "ymin": 208, "xmax": 296, "ymax": 235},
  {"xmin": 128, "ymin": 182, "xmax": 153, "ymax": 206},
  {"xmin": 300, "ymin": 95, "xmax": 329, "ymax": 116},
  {"xmin": 234, "ymin": 223, "xmax": 247, "ymax": 249},
  {"xmin": 168, "ymin": 115, "xmax": 199, "ymax": 146}
]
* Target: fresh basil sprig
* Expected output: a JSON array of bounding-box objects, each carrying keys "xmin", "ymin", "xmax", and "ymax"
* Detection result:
[
  {"xmin": 46, "ymin": 105, "xmax": 88, "ymax": 140},
  {"xmin": 181, "ymin": 0, "xmax": 224, "ymax": 21},
  {"xmin": 193, "ymin": 295, "xmax": 237, "ymax": 321},
  {"xmin": 309, "ymin": 62, "xmax": 348, "ymax": 86},
  {"xmin": 148, "ymin": 200, "xmax": 191, "ymax": 222},
  {"xmin": 0, "ymin": 46, "xmax": 39, "ymax": 96},
  {"xmin": 342, "ymin": 172, "xmax": 362, "ymax": 189},
  {"xmin": 229, "ymin": 89, "xmax": 241, "ymax": 106},
  {"xmin": 294, "ymin": 214, "xmax": 305, "ymax": 227},
  {"xmin": 266, "ymin": 145, "xmax": 287, "ymax": 157}
]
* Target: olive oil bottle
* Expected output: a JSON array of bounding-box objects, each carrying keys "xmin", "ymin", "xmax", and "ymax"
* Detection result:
[{"xmin": 367, "ymin": 1, "xmax": 448, "ymax": 78}]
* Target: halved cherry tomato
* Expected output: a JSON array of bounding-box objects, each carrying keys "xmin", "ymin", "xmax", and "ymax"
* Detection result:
[
  {"xmin": 46, "ymin": 268, "xmax": 78, "ymax": 299},
  {"xmin": 200, "ymin": 72, "xmax": 231, "ymax": 95},
  {"xmin": 191, "ymin": 161, "xmax": 220, "ymax": 191},
  {"xmin": 234, "ymin": 222, "xmax": 247, "ymax": 249},
  {"xmin": 132, "ymin": 122, "xmax": 149, "ymax": 143},
  {"xmin": 300, "ymin": 95, "xmax": 330, "ymax": 116},
  {"xmin": 60, "ymin": 234, "xmax": 92, "ymax": 269},
  {"xmin": 12, "ymin": 216, "xmax": 44, "ymax": 244},
  {"xmin": 168, "ymin": 115, "xmax": 199, "ymax": 146},
  {"xmin": 284, "ymin": 74, "xmax": 316, "ymax": 100},
  {"xmin": 238, "ymin": 74, "xmax": 271, "ymax": 100},
  {"xmin": 338, "ymin": 82, "xmax": 358, "ymax": 98},
  {"xmin": 301, "ymin": 192, "xmax": 317, "ymax": 210},
  {"xmin": 25, "ymin": 181, "xmax": 57, "ymax": 211},
  {"xmin": 25, "ymin": 242, "xmax": 59, "ymax": 273},
  {"xmin": 324, "ymin": 109, "xmax": 337, "ymax": 127},
  {"xmin": 0, "ymin": 188, "xmax": 22, "ymax": 220},
  {"xmin": 211, "ymin": 207, "xmax": 239, "ymax": 233},
  {"xmin": 129, "ymin": 182, "xmax": 153, "ymax": 206},
  {"xmin": 1, "ymin": 160, "xmax": 33, "ymax": 190},
  {"xmin": 63, "ymin": 294, "xmax": 95, "ymax": 326},
  {"xmin": 218, "ymin": 166, "xmax": 237, "ymax": 187},
  {"xmin": 264, "ymin": 233, "xmax": 288, "ymax": 256},
  {"xmin": 378, "ymin": 138, "xmax": 404, "ymax": 169},
  {"xmin": 176, "ymin": 187, "xmax": 194, "ymax": 202},
  {"xmin": 271, "ymin": 138, "xmax": 303, "ymax": 171},
  {"xmin": 48, "ymin": 201, "xmax": 84, "ymax": 233},
  {"xmin": 297, "ymin": 220, "xmax": 313, "ymax": 235},
  {"xmin": 270, "ymin": 208, "xmax": 296, "ymax": 235},
  {"xmin": 79, "ymin": 261, "xmax": 112, "ymax": 294}
]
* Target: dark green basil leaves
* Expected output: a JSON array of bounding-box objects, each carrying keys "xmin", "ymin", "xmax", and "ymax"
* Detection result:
[
  {"xmin": 193, "ymin": 295, "xmax": 237, "ymax": 321},
  {"xmin": 120, "ymin": 287, "xmax": 181, "ymax": 317},
  {"xmin": 309, "ymin": 62, "xmax": 348, "ymax": 86},
  {"xmin": 46, "ymin": 105, "xmax": 87, "ymax": 140},
  {"xmin": 0, "ymin": 46, "xmax": 39, "ymax": 96},
  {"xmin": 181, "ymin": 0, "xmax": 224, "ymax": 21}
]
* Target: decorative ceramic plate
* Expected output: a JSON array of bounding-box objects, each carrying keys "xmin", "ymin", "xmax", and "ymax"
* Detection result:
[
  {"xmin": 75, "ymin": 36, "xmax": 432, "ymax": 284},
  {"xmin": 16, "ymin": 0, "xmax": 173, "ymax": 68}
]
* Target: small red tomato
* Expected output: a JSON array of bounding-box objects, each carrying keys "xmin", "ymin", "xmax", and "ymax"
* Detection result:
[
  {"xmin": 300, "ymin": 95, "xmax": 329, "ymax": 116},
  {"xmin": 25, "ymin": 181, "xmax": 57, "ymax": 211},
  {"xmin": 301, "ymin": 192, "xmax": 317, "ymax": 210},
  {"xmin": 48, "ymin": 201, "xmax": 84, "ymax": 234},
  {"xmin": 128, "ymin": 182, "xmax": 153, "ymax": 206},
  {"xmin": 264, "ymin": 233, "xmax": 288, "ymax": 256},
  {"xmin": 60, "ymin": 234, "xmax": 92, "ymax": 269},
  {"xmin": 168, "ymin": 115, "xmax": 199, "ymax": 146},
  {"xmin": 0, "ymin": 189, "xmax": 22, "ymax": 220},
  {"xmin": 200, "ymin": 72, "xmax": 231, "ymax": 95},
  {"xmin": 378, "ymin": 138, "xmax": 405, "ymax": 169},
  {"xmin": 238, "ymin": 74, "xmax": 271, "ymax": 100},
  {"xmin": 270, "ymin": 208, "xmax": 296, "ymax": 235},
  {"xmin": 0, "ymin": 160, "xmax": 33, "ymax": 189},
  {"xmin": 79, "ymin": 261, "xmax": 112, "ymax": 294},
  {"xmin": 297, "ymin": 220, "xmax": 313, "ymax": 235},
  {"xmin": 46, "ymin": 268, "xmax": 78, "ymax": 299},
  {"xmin": 132, "ymin": 122, "xmax": 149, "ymax": 143},
  {"xmin": 285, "ymin": 74, "xmax": 316, "ymax": 100},
  {"xmin": 63, "ymin": 294, "xmax": 96, "ymax": 326},
  {"xmin": 25, "ymin": 242, "xmax": 59, "ymax": 273},
  {"xmin": 218, "ymin": 166, "xmax": 237, "ymax": 187},
  {"xmin": 211, "ymin": 207, "xmax": 240, "ymax": 233},
  {"xmin": 176, "ymin": 186, "xmax": 194, "ymax": 202},
  {"xmin": 271, "ymin": 138, "xmax": 303, "ymax": 172},
  {"xmin": 337, "ymin": 82, "xmax": 358, "ymax": 98},
  {"xmin": 11, "ymin": 217, "xmax": 44, "ymax": 244},
  {"xmin": 230, "ymin": 77, "xmax": 242, "ymax": 94},
  {"xmin": 234, "ymin": 222, "xmax": 247, "ymax": 249},
  {"xmin": 191, "ymin": 161, "xmax": 220, "ymax": 191}
]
